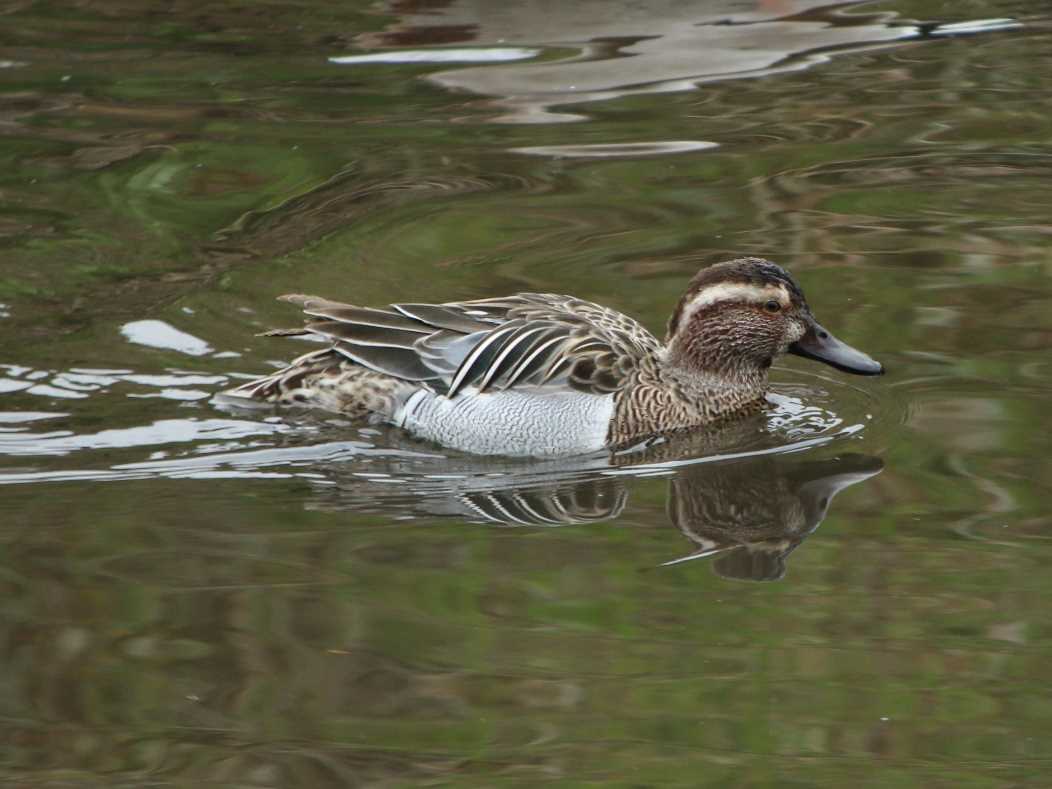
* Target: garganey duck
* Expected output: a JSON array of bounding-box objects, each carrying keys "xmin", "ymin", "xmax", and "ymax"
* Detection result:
[{"xmin": 223, "ymin": 257, "xmax": 882, "ymax": 455}]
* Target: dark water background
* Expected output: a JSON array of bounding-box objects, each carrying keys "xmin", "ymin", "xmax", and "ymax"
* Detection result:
[{"xmin": 2, "ymin": 0, "xmax": 1052, "ymax": 785}]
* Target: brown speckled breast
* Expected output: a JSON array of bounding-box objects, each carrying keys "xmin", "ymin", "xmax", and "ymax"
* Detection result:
[{"xmin": 607, "ymin": 358, "xmax": 767, "ymax": 447}]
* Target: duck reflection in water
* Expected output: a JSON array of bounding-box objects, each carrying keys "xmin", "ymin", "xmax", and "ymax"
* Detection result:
[
  {"xmin": 662, "ymin": 453, "xmax": 883, "ymax": 581},
  {"xmin": 309, "ymin": 439, "xmax": 882, "ymax": 581}
]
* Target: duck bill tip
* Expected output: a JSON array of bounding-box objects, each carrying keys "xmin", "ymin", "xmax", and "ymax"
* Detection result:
[{"xmin": 789, "ymin": 322, "xmax": 883, "ymax": 376}]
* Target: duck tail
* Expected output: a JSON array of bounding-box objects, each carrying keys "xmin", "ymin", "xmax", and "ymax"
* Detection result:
[
  {"xmin": 220, "ymin": 348, "xmax": 337, "ymax": 404},
  {"xmin": 220, "ymin": 348, "xmax": 416, "ymax": 419}
]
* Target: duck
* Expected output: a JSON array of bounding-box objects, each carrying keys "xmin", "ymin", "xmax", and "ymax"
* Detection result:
[{"xmin": 222, "ymin": 257, "xmax": 883, "ymax": 456}]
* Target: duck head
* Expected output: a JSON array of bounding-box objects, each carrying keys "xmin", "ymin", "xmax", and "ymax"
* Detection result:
[{"xmin": 665, "ymin": 257, "xmax": 883, "ymax": 378}]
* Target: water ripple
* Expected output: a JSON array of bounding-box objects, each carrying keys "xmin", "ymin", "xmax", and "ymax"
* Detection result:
[
  {"xmin": 366, "ymin": 3, "xmax": 1022, "ymax": 122},
  {"xmin": 0, "ymin": 358, "xmax": 874, "ymax": 496},
  {"xmin": 510, "ymin": 141, "xmax": 718, "ymax": 158}
]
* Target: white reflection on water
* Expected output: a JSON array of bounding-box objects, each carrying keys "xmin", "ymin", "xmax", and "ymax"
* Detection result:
[
  {"xmin": 127, "ymin": 389, "xmax": 212, "ymax": 401},
  {"xmin": 120, "ymin": 319, "xmax": 214, "ymax": 356},
  {"xmin": 0, "ymin": 412, "xmax": 67, "ymax": 424},
  {"xmin": 24, "ymin": 384, "xmax": 89, "ymax": 399},
  {"xmin": 0, "ymin": 418, "xmax": 294, "ymax": 457},
  {"xmin": 364, "ymin": 1, "xmax": 1021, "ymax": 122},
  {"xmin": 1, "ymin": 364, "xmax": 231, "ymax": 401},
  {"xmin": 929, "ymin": 19, "xmax": 1020, "ymax": 36},
  {"xmin": 330, "ymin": 47, "xmax": 540, "ymax": 65},
  {"xmin": 0, "ymin": 425, "xmax": 864, "ymax": 486},
  {"xmin": 510, "ymin": 141, "xmax": 718, "ymax": 158}
]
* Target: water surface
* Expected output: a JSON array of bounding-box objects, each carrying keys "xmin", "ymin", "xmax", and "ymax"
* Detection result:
[{"xmin": 2, "ymin": 0, "xmax": 1052, "ymax": 785}]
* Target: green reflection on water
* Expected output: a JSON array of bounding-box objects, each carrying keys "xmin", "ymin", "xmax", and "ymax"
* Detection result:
[{"xmin": 2, "ymin": 0, "xmax": 1052, "ymax": 785}]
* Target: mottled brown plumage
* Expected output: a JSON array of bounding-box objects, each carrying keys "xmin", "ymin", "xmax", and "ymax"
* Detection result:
[{"xmin": 223, "ymin": 258, "xmax": 883, "ymax": 455}]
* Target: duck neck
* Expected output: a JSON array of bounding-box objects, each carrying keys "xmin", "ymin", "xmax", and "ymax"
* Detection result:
[
  {"xmin": 610, "ymin": 352, "xmax": 770, "ymax": 447},
  {"xmin": 664, "ymin": 338, "xmax": 772, "ymax": 395},
  {"xmin": 662, "ymin": 356, "xmax": 770, "ymax": 414}
]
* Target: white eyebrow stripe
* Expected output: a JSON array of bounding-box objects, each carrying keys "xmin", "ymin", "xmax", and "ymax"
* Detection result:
[
  {"xmin": 689, "ymin": 282, "xmax": 788, "ymax": 310},
  {"xmin": 675, "ymin": 282, "xmax": 789, "ymax": 332}
]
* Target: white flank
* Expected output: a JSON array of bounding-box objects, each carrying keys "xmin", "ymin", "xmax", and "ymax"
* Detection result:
[{"xmin": 396, "ymin": 389, "xmax": 615, "ymax": 456}]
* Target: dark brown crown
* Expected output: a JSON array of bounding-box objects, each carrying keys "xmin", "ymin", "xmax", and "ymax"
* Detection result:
[{"xmin": 666, "ymin": 257, "xmax": 807, "ymax": 341}]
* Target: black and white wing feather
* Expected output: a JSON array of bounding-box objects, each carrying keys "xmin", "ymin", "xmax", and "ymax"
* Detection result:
[{"xmin": 269, "ymin": 292, "xmax": 661, "ymax": 397}]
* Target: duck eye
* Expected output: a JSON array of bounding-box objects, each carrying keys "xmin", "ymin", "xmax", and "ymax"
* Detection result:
[{"xmin": 764, "ymin": 300, "xmax": 781, "ymax": 314}]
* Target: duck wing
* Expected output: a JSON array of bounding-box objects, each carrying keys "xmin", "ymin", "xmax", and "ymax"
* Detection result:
[{"xmin": 273, "ymin": 292, "xmax": 661, "ymax": 397}]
